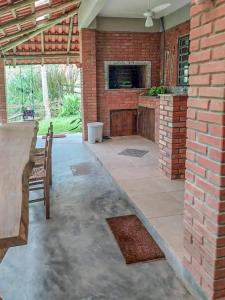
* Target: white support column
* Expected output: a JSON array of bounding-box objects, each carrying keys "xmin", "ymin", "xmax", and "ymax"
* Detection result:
[{"xmin": 41, "ymin": 65, "xmax": 51, "ymax": 119}]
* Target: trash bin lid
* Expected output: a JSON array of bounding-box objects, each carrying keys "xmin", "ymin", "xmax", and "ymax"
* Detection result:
[{"xmin": 87, "ymin": 122, "xmax": 104, "ymax": 128}]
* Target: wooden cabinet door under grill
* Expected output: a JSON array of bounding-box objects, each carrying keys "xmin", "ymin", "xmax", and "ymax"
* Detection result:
[
  {"xmin": 110, "ymin": 109, "xmax": 137, "ymax": 136},
  {"xmin": 138, "ymin": 107, "xmax": 155, "ymax": 142}
]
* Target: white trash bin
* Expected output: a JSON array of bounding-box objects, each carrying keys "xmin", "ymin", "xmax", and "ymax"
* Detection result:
[{"xmin": 87, "ymin": 122, "xmax": 104, "ymax": 144}]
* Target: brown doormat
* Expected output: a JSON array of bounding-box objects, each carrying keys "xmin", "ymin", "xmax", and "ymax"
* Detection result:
[{"xmin": 106, "ymin": 215, "xmax": 165, "ymax": 264}]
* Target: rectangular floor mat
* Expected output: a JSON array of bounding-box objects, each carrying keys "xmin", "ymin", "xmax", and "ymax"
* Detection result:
[{"xmin": 106, "ymin": 215, "xmax": 165, "ymax": 264}]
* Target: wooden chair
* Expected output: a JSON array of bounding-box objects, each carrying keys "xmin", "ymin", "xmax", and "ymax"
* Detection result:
[
  {"xmin": 33, "ymin": 133, "xmax": 49, "ymax": 166},
  {"xmin": 29, "ymin": 135, "xmax": 52, "ymax": 219},
  {"xmin": 35, "ymin": 122, "xmax": 53, "ymax": 156},
  {"xmin": 34, "ymin": 122, "xmax": 53, "ymax": 184}
]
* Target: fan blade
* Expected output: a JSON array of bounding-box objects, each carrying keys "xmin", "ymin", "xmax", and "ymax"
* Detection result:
[{"xmin": 152, "ymin": 3, "xmax": 171, "ymax": 13}]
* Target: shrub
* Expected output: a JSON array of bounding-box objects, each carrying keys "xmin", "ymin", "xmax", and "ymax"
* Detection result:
[
  {"xmin": 147, "ymin": 86, "xmax": 167, "ymax": 96},
  {"xmin": 70, "ymin": 112, "xmax": 82, "ymax": 132},
  {"xmin": 59, "ymin": 94, "xmax": 80, "ymax": 117}
]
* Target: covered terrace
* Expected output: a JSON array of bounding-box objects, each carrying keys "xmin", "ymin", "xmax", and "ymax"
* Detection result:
[{"xmin": 0, "ymin": 0, "xmax": 225, "ymax": 300}]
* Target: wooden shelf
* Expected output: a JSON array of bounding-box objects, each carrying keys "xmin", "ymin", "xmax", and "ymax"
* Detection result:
[{"xmin": 0, "ymin": 121, "xmax": 38, "ymax": 260}]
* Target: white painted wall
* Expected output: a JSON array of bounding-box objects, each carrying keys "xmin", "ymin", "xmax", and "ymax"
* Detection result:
[
  {"xmin": 95, "ymin": 17, "xmax": 160, "ymax": 32},
  {"xmin": 164, "ymin": 4, "xmax": 190, "ymax": 30}
]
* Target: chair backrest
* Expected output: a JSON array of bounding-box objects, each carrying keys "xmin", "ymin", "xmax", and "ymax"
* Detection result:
[
  {"xmin": 48, "ymin": 122, "xmax": 53, "ymax": 137},
  {"xmin": 47, "ymin": 122, "xmax": 53, "ymax": 150},
  {"xmin": 44, "ymin": 122, "xmax": 53, "ymax": 172},
  {"xmin": 50, "ymin": 122, "xmax": 53, "ymax": 134},
  {"xmin": 44, "ymin": 133, "xmax": 49, "ymax": 154},
  {"xmin": 43, "ymin": 135, "xmax": 49, "ymax": 159},
  {"xmin": 44, "ymin": 135, "xmax": 52, "ymax": 182}
]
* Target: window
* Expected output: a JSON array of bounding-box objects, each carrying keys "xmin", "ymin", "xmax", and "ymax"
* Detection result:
[{"xmin": 177, "ymin": 35, "xmax": 190, "ymax": 86}]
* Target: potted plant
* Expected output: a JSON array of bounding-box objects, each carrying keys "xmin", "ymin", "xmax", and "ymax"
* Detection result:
[{"xmin": 146, "ymin": 86, "xmax": 167, "ymax": 97}]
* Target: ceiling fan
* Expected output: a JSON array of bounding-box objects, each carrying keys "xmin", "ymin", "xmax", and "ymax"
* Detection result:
[{"xmin": 144, "ymin": 0, "xmax": 171, "ymax": 27}]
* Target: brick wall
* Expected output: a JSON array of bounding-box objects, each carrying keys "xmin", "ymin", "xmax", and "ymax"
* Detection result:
[
  {"xmin": 81, "ymin": 26, "xmax": 192, "ymax": 138},
  {"xmin": 184, "ymin": 0, "xmax": 225, "ymax": 298},
  {"xmin": 0, "ymin": 59, "xmax": 7, "ymax": 123},
  {"xmin": 96, "ymin": 31, "xmax": 161, "ymax": 136},
  {"xmin": 163, "ymin": 20, "xmax": 190, "ymax": 86},
  {"xmin": 80, "ymin": 29, "xmax": 97, "ymax": 139},
  {"xmin": 138, "ymin": 95, "xmax": 160, "ymax": 144},
  {"xmin": 159, "ymin": 95, "xmax": 187, "ymax": 179}
]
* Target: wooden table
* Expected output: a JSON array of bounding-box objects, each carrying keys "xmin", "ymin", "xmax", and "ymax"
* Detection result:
[{"xmin": 0, "ymin": 121, "xmax": 38, "ymax": 261}]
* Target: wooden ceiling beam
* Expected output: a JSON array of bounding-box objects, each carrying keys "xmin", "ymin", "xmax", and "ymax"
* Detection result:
[
  {"xmin": 67, "ymin": 17, "xmax": 73, "ymax": 53},
  {"xmin": 11, "ymin": 8, "xmax": 22, "ymax": 32},
  {"xmin": 0, "ymin": 20, "xmax": 78, "ymax": 44},
  {"xmin": 0, "ymin": 23, "xmax": 49, "ymax": 44},
  {"xmin": 0, "ymin": 0, "xmax": 80, "ymax": 31},
  {"xmin": 6, "ymin": 50, "xmax": 79, "ymax": 55},
  {"xmin": 6, "ymin": 60, "xmax": 78, "ymax": 66},
  {"xmin": 0, "ymin": 29, "xmax": 6, "ymax": 37},
  {"xmin": 41, "ymin": 32, "xmax": 44, "ymax": 53},
  {"xmin": 5, "ymin": 54, "xmax": 79, "ymax": 60},
  {"xmin": 0, "ymin": 0, "xmax": 35, "ymax": 17},
  {"xmin": 1, "ymin": 8, "xmax": 78, "ymax": 53}
]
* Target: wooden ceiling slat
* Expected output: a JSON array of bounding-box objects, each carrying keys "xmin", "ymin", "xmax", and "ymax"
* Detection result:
[
  {"xmin": 5, "ymin": 54, "xmax": 79, "ymax": 59},
  {"xmin": 0, "ymin": 20, "xmax": 78, "ymax": 44},
  {"xmin": 0, "ymin": 0, "xmax": 35, "ymax": 17},
  {"xmin": 1, "ymin": 8, "xmax": 78, "ymax": 52},
  {"xmin": 0, "ymin": 0, "xmax": 79, "ymax": 31},
  {"xmin": 6, "ymin": 50, "xmax": 79, "ymax": 55},
  {"xmin": 0, "ymin": 0, "xmax": 81, "ymax": 65},
  {"xmin": 67, "ymin": 16, "xmax": 73, "ymax": 53},
  {"xmin": 41, "ymin": 32, "xmax": 44, "ymax": 53}
]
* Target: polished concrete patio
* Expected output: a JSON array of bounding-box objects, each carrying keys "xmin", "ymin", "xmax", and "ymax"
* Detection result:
[
  {"xmin": 86, "ymin": 136, "xmax": 185, "ymax": 262},
  {"xmin": 86, "ymin": 136, "xmax": 184, "ymax": 261},
  {"xmin": 0, "ymin": 135, "xmax": 193, "ymax": 300}
]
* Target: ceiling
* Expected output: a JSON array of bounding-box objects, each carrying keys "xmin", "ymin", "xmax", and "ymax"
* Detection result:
[
  {"xmin": 0, "ymin": 0, "xmax": 81, "ymax": 66},
  {"xmin": 99, "ymin": 0, "xmax": 190, "ymax": 19}
]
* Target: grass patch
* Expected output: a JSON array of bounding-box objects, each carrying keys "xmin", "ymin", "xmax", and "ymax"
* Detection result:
[{"xmin": 38, "ymin": 116, "xmax": 82, "ymax": 136}]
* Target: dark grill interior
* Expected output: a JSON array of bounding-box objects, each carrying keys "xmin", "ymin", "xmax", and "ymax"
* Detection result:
[{"xmin": 108, "ymin": 65, "xmax": 146, "ymax": 89}]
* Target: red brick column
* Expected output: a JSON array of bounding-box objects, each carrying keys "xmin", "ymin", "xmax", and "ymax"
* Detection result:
[
  {"xmin": 159, "ymin": 94, "xmax": 187, "ymax": 179},
  {"xmin": 0, "ymin": 59, "xmax": 7, "ymax": 123},
  {"xmin": 184, "ymin": 0, "xmax": 225, "ymax": 299},
  {"xmin": 80, "ymin": 29, "xmax": 97, "ymax": 140}
]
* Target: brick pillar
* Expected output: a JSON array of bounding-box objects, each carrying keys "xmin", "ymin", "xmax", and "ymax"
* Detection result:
[
  {"xmin": 159, "ymin": 94, "xmax": 187, "ymax": 179},
  {"xmin": 80, "ymin": 29, "xmax": 97, "ymax": 140},
  {"xmin": 0, "ymin": 59, "xmax": 7, "ymax": 123},
  {"xmin": 184, "ymin": 0, "xmax": 225, "ymax": 299}
]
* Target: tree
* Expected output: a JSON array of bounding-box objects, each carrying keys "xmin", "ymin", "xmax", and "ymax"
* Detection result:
[{"xmin": 41, "ymin": 65, "xmax": 51, "ymax": 119}]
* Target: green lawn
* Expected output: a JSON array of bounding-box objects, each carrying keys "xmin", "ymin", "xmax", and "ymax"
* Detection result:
[{"xmin": 38, "ymin": 116, "xmax": 82, "ymax": 136}]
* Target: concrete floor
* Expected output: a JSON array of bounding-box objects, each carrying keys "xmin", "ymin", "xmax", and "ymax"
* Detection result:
[
  {"xmin": 0, "ymin": 135, "xmax": 194, "ymax": 300},
  {"xmin": 87, "ymin": 136, "xmax": 185, "ymax": 261}
]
